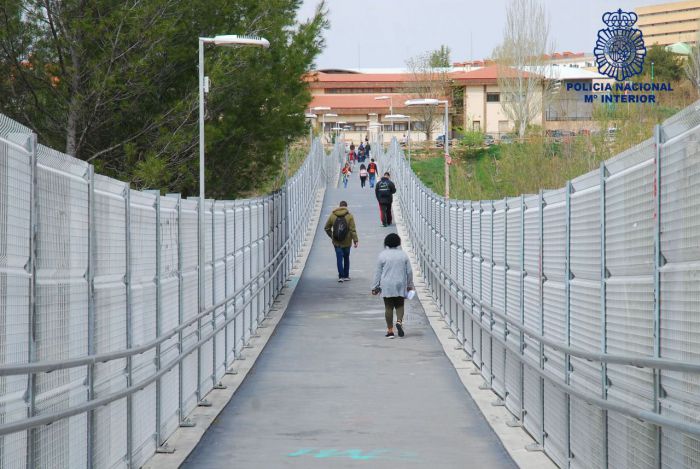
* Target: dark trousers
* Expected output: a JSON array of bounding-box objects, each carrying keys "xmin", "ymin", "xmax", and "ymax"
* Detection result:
[
  {"xmin": 334, "ymin": 246, "xmax": 350, "ymax": 278},
  {"xmin": 378, "ymin": 202, "xmax": 393, "ymax": 226},
  {"xmin": 360, "ymin": 176, "xmax": 367, "ymax": 187},
  {"xmin": 383, "ymin": 297, "xmax": 405, "ymax": 328}
]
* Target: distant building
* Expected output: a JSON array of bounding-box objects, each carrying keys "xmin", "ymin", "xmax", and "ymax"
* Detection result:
[
  {"xmin": 306, "ymin": 65, "xmax": 606, "ymax": 144},
  {"xmin": 636, "ymin": 0, "xmax": 700, "ymax": 47}
]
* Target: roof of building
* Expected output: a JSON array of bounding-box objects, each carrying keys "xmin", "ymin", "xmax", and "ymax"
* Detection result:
[
  {"xmin": 308, "ymin": 72, "xmax": 414, "ymax": 83},
  {"xmin": 521, "ymin": 65, "xmax": 607, "ymax": 80},
  {"xmin": 309, "ymin": 93, "xmax": 427, "ymax": 110}
]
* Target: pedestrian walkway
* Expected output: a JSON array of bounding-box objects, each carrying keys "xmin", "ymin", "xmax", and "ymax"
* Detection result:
[{"xmin": 181, "ymin": 170, "xmax": 516, "ymax": 468}]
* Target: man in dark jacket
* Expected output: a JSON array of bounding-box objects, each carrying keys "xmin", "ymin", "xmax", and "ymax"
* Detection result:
[
  {"xmin": 324, "ymin": 201, "xmax": 359, "ymax": 282},
  {"xmin": 375, "ymin": 172, "xmax": 396, "ymax": 227}
]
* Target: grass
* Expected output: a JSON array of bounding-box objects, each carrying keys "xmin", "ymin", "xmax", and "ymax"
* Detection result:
[
  {"xmin": 408, "ymin": 101, "xmax": 693, "ymax": 201},
  {"xmin": 410, "ymin": 145, "xmax": 501, "ymax": 200}
]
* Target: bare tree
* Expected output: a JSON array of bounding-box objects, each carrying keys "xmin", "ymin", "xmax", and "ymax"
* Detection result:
[
  {"xmin": 405, "ymin": 51, "xmax": 450, "ymax": 141},
  {"xmin": 493, "ymin": 0, "xmax": 555, "ymax": 138},
  {"xmin": 686, "ymin": 25, "xmax": 700, "ymax": 96}
]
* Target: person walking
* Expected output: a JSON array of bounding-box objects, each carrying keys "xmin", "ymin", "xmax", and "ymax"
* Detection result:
[
  {"xmin": 341, "ymin": 162, "xmax": 352, "ymax": 189},
  {"xmin": 375, "ymin": 172, "xmax": 396, "ymax": 227},
  {"xmin": 367, "ymin": 159, "xmax": 378, "ymax": 188},
  {"xmin": 371, "ymin": 233, "xmax": 414, "ymax": 338},
  {"xmin": 324, "ymin": 201, "xmax": 359, "ymax": 282},
  {"xmin": 359, "ymin": 164, "xmax": 368, "ymax": 188},
  {"xmin": 364, "ymin": 138, "xmax": 371, "ymax": 159}
]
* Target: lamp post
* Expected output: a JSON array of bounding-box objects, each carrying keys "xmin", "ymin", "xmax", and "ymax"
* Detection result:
[
  {"xmin": 324, "ymin": 112, "xmax": 337, "ymax": 144},
  {"xmin": 375, "ymin": 95, "xmax": 393, "ymax": 115},
  {"xmin": 198, "ymin": 35, "xmax": 269, "ymax": 348},
  {"xmin": 311, "ymin": 106, "xmax": 331, "ymax": 145},
  {"xmin": 405, "ymin": 98, "xmax": 450, "ymax": 198},
  {"xmin": 305, "ymin": 113, "xmax": 317, "ymax": 145},
  {"xmin": 336, "ymin": 121, "xmax": 347, "ymax": 143},
  {"xmin": 385, "ymin": 113, "xmax": 410, "ymax": 164}
]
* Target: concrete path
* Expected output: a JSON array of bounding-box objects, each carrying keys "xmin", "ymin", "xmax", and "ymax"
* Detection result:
[{"xmin": 181, "ymin": 167, "xmax": 516, "ymax": 468}]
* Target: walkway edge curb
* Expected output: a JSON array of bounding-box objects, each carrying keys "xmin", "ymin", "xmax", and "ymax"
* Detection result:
[
  {"xmin": 143, "ymin": 185, "xmax": 328, "ymax": 469},
  {"xmin": 393, "ymin": 201, "xmax": 557, "ymax": 469}
]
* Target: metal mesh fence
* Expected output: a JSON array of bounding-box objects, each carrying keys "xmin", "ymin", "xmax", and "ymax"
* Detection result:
[
  {"xmin": 381, "ymin": 100, "xmax": 700, "ymax": 469},
  {"xmin": 0, "ymin": 113, "xmax": 334, "ymax": 468}
]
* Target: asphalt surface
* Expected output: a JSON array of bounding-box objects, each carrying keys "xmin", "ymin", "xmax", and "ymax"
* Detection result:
[{"xmin": 182, "ymin": 165, "xmax": 516, "ymax": 468}]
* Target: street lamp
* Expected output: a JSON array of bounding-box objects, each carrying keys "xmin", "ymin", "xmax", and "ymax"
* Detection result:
[
  {"xmin": 305, "ymin": 113, "xmax": 317, "ymax": 145},
  {"xmin": 405, "ymin": 98, "xmax": 450, "ymax": 198},
  {"xmin": 336, "ymin": 121, "xmax": 347, "ymax": 142},
  {"xmin": 311, "ymin": 106, "xmax": 331, "ymax": 142},
  {"xmin": 198, "ymin": 34, "xmax": 269, "ymax": 341},
  {"xmin": 375, "ymin": 95, "xmax": 393, "ymax": 115},
  {"xmin": 385, "ymin": 113, "xmax": 411, "ymax": 164}
]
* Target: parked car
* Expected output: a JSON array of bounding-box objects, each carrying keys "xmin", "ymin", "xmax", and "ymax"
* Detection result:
[
  {"xmin": 499, "ymin": 133, "xmax": 515, "ymax": 144},
  {"xmin": 483, "ymin": 134, "xmax": 495, "ymax": 146}
]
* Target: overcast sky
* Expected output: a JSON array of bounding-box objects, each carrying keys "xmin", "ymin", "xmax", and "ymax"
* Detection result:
[{"xmin": 297, "ymin": 0, "xmax": 669, "ymax": 70}]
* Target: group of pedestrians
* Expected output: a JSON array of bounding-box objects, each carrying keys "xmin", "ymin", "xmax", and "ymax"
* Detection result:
[
  {"xmin": 348, "ymin": 139, "xmax": 371, "ymax": 166},
  {"xmin": 324, "ymin": 169, "xmax": 412, "ymax": 339}
]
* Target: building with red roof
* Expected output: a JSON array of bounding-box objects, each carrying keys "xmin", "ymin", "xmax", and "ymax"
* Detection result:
[{"xmin": 306, "ymin": 62, "xmax": 603, "ymax": 144}]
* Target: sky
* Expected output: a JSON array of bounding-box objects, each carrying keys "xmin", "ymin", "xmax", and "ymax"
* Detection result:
[{"xmin": 297, "ymin": 0, "xmax": 670, "ymax": 70}]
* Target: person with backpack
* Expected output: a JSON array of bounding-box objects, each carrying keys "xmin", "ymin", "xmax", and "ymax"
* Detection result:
[
  {"xmin": 348, "ymin": 148, "xmax": 356, "ymax": 167},
  {"xmin": 359, "ymin": 164, "xmax": 368, "ymax": 188},
  {"xmin": 375, "ymin": 172, "xmax": 396, "ymax": 227},
  {"xmin": 371, "ymin": 233, "xmax": 414, "ymax": 338},
  {"xmin": 324, "ymin": 201, "xmax": 359, "ymax": 282},
  {"xmin": 341, "ymin": 162, "xmax": 352, "ymax": 188},
  {"xmin": 367, "ymin": 159, "xmax": 378, "ymax": 188}
]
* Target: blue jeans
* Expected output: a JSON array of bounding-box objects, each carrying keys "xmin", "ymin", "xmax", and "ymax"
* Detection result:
[
  {"xmin": 334, "ymin": 246, "xmax": 351, "ymax": 278},
  {"xmin": 369, "ymin": 173, "xmax": 376, "ymax": 187}
]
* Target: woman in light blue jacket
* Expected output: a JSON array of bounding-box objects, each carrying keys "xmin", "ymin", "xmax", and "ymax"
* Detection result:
[{"xmin": 372, "ymin": 233, "xmax": 414, "ymax": 338}]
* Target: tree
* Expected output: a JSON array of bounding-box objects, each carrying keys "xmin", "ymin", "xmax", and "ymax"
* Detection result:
[
  {"xmin": 493, "ymin": 0, "xmax": 554, "ymax": 139},
  {"xmin": 639, "ymin": 45, "xmax": 683, "ymax": 82},
  {"xmin": 406, "ymin": 48, "xmax": 451, "ymax": 141},
  {"xmin": 429, "ymin": 45, "xmax": 451, "ymax": 68},
  {"xmin": 687, "ymin": 44, "xmax": 700, "ymax": 96},
  {"xmin": 0, "ymin": 0, "xmax": 327, "ymax": 198}
]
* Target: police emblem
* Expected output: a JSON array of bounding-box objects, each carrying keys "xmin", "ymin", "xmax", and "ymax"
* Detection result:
[{"xmin": 594, "ymin": 9, "xmax": 646, "ymax": 81}]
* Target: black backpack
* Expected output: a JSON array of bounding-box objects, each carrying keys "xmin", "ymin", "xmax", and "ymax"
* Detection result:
[
  {"xmin": 332, "ymin": 214, "xmax": 349, "ymax": 241},
  {"xmin": 376, "ymin": 180, "xmax": 390, "ymax": 194}
]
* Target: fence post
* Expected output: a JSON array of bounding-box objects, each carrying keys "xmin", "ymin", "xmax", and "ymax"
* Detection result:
[
  {"xmin": 124, "ymin": 186, "xmax": 134, "ymax": 467},
  {"xmin": 86, "ymin": 163, "xmax": 96, "ymax": 467},
  {"xmin": 502, "ymin": 198, "xmax": 509, "ymax": 405},
  {"xmin": 599, "ymin": 163, "xmax": 609, "ymax": 467},
  {"xmin": 537, "ymin": 189, "xmax": 546, "ymax": 448},
  {"xmin": 210, "ymin": 200, "xmax": 220, "ymax": 389},
  {"xmin": 489, "ymin": 202, "xmax": 495, "ymax": 389},
  {"xmin": 565, "ymin": 181, "xmax": 572, "ymax": 467},
  {"xmin": 26, "ymin": 133, "xmax": 38, "ymax": 468},
  {"xmin": 239, "ymin": 201, "xmax": 247, "ymax": 353},
  {"xmin": 653, "ymin": 124, "xmax": 663, "ymax": 468},
  {"xmin": 169, "ymin": 195, "xmax": 188, "ymax": 425},
  {"xmin": 223, "ymin": 203, "xmax": 230, "ymax": 370},
  {"xmin": 148, "ymin": 191, "xmax": 163, "ymax": 448},
  {"xmin": 519, "ymin": 194, "xmax": 526, "ymax": 424},
  {"xmin": 196, "ymin": 195, "xmax": 203, "ymax": 404}
]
